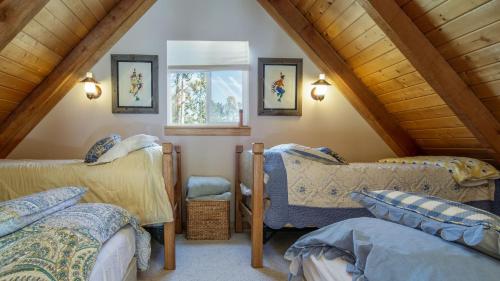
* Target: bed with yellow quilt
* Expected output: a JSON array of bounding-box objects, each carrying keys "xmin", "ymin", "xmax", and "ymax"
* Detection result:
[{"xmin": 0, "ymin": 142, "xmax": 181, "ymax": 270}]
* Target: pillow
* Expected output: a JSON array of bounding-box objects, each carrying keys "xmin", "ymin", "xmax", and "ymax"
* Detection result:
[
  {"xmin": 351, "ymin": 189, "xmax": 500, "ymax": 259},
  {"xmin": 84, "ymin": 134, "xmax": 121, "ymax": 163},
  {"xmin": 0, "ymin": 187, "xmax": 86, "ymax": 236},
  {"xmin": 270, "ymin": 143, "xmax": 345, "ymax": 165},
  {"xmin": 91, "ymin": 134, "xmax": 159, "ymax": 165},
  {"xmin": 187, "ymin": 176, "xmax": 231, "ymax": 199},
  {"xmin": 316, "ymin": 147, "xmax": 348, "ymax": 164}
]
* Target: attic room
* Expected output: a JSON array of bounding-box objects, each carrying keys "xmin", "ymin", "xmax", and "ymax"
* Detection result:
[{"xmin": 0, "ymin": 0, "xmax": 499, "ymax": 280}]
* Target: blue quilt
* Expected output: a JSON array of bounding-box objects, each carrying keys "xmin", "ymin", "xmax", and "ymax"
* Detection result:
[{"xmin": 262, "ymin": 144, "xmax": 499, "ymax": 229}]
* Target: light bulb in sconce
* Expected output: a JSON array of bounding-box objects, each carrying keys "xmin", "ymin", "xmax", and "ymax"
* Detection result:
[
  {"xmin": 80, "ymin": 72, "xmax": 102, "ymax": 100},
  {"xmin": 311, "ymin": 73, "xmax": 331, "ymax": 102}
]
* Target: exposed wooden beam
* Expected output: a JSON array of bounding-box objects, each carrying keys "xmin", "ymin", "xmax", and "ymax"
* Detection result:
[
  {"xmin": 0, "ymin": 0, "xmax": 49, "ymax": 51},
  {"xmin": 258, "ymin": 0, "xmax": 419, "ymax": 157},
  {"xmin": 0, "ymin": 0, "xmax": 157, "ymax": 157},
  {"xmin": 358, "ymin": 0, "xmax": 500, "ymax": 163}
]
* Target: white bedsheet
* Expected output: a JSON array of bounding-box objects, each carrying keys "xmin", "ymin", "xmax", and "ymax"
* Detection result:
[
  {"xmin": 303, "ymin": 255, "xmax": 352, "ymax": 281},
  {"xmin": 90, "ymin": 225, "xmax": 136, "ymax": 281}
]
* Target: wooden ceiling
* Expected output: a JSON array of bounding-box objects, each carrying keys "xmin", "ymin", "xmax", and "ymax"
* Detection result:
[
  {"xmin": 260, "ymin": 0, "xmax": 500, "ymax": 165},
  {"xmin": 0, "ymin": 0, "xmax": 116, "ymax": 122},
  {"xmin": 0, "ymin": 0, "xmax": 499, "ymax": 165},
  {"xmin": 0, "ymin": 0, "xmax": 156, "ymax": 157}
]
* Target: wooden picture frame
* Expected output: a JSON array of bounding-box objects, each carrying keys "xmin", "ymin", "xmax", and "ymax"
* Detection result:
[
  {"xmin": 111, "ymin": 54, "xmax": 159, "ymax": 113},
  {"xmin": 258, "ymin": 58, "xmax": 302, "ymax": 116}
]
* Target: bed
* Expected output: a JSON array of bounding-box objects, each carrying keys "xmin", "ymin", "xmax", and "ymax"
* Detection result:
[
  {"xmin": 286, "ymin": 190, "xmax": 500, "ymax": 281},
  {"xmin": 234, "ymin": 143, "xmax": 499, "ymax": 267},
  {"xmin": 0, "ymin": 143, "xmax": 181, "ymax": 270},
  {"xmin": 0, "ymin": 187, "xmax": 151, "ymax": 281}
]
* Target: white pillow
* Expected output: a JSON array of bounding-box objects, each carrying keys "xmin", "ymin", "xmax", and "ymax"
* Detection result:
[{"xmin": 90, "ymin": 134, "xmax": 159, "ymax": 165}]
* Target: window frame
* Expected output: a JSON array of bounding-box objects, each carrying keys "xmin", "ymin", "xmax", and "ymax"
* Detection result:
[{"xmin": 166, "ymin": 65, "xmax": 249, "ymax": 127}]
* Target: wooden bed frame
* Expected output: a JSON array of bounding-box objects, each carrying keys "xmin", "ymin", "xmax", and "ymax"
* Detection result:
[
  {"xmin": 162, "ymin": 143, "xmax": 182, "ymax": 270},
  {"xmin": 234, "ymin": 143, "xmax": 265, "ymax": 268}
]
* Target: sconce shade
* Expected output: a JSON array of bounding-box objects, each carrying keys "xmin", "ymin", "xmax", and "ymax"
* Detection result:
[
  {"xmin": 80, "ymin": 72, "xmax": 102, "ymax": 100},
  {"xmin": 311, "ymin": 73, "xmax": 331, "ymax": 101},
  {"xmin": 312, "ymin": 73, "xmax": 332, "ymax": 86}
]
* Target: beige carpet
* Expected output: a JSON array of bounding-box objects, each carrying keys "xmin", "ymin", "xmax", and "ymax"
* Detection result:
[{"xmin": 138, "ymin": 232, "xmax": 305, "ymax": 281}]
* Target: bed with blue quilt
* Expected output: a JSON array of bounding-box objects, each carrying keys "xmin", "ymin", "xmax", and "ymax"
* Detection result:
[
  {"xmin": 0, "ymin": 187, "xmax": 151, "ymax": 281},
  {"xmin": 286, "ymin": 190, "xmax": 500, "ymax": 281},
  {"xmin": 235, "ymin": 143, "xmax": 500, "ymax": 267}
]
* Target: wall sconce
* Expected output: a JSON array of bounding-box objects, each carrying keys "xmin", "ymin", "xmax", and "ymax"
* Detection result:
[
  {"xmin": 80, "ymin": 72, "xmax": 102, "ymax": 100},
  {"xmin": 311, "ymin": 74, "xmax": 331, "ymax": 102}
]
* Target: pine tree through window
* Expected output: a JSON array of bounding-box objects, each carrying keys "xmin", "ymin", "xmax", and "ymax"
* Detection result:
[
  {"xmin": 167, "ymin": 41, "xmax": 249, "ymax": 126},
  {"xmin": 169, "ymin": 70, "xmax": 244, "ymax": 125}
]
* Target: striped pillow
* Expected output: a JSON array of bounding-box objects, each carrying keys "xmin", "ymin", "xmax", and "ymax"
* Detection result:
[{"xmin": 352, "ymin": 190, "xmax": 500, "ymax": 259}]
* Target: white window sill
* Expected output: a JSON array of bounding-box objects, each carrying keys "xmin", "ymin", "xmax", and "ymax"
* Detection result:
[{"xmin": 164, "ymin": 126, "xmax": 251, "ymax": 136}]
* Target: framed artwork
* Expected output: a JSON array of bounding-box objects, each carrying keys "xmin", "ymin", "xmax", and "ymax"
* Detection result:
[
  {"xmin": 258, "ymin": 58, "xmax": 302, "ymax": 116},
  {"xmin": 111, "ymin": 54, "xmax": 158, "ymax": 113}
]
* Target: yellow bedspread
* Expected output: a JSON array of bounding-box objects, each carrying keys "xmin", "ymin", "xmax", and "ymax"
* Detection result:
[
  {"xmin": 379, "ymin": 156, "xmax": 500, "ymax": 185},
  {"xmin": 0, "ymin": 146, "xmax": 173, "ymax": 225}
]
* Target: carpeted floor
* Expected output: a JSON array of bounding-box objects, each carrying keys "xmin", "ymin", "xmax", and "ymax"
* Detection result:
[{"xmin": 138, "ymin": 231, "xmax": 307, "ymax": 281}]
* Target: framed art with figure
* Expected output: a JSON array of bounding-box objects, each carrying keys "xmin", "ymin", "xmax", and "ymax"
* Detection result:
[
  {"xmin": 258, "ymin": 58, "xmax": 302, "ymax": 116},
  {"xmin": 111, "ymin": 54, "xmax": 158, "ymax": 113}
]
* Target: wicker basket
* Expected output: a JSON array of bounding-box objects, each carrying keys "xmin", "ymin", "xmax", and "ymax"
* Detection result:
[{"xmin": 186, "ymin": 200, "xmax": 231, "ymax": 240}]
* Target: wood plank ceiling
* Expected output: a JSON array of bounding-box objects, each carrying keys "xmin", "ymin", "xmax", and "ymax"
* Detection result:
[
  {"xmin": 0, "ymin": 0, "xmax": 156, "ymax": 157},
  {"xmin": 0, "ymin": 0, "xmax": 119, "ymax": 122},
  {"xmin": 273, "ymin": 0, "xmax": 500, "ymax": 164},
  {"xmin": 0, "ymin": 0, "xmax": 499, "ymax": 164}
]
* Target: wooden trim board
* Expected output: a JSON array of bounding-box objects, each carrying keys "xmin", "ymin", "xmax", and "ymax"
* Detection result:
[{"xmin": 165, "ymin": 126, "xmax": 251, "ymax": 136}]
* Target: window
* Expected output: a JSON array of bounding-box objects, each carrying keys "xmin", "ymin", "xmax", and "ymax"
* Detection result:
[{"xmin": 167, "ymin": 41, "xmax": 249, "ymax": 126}]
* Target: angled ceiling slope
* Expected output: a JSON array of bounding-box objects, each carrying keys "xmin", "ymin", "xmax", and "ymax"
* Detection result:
[
  {"xmin": 260, "ymin": 0, "xmax": 500, "ymax": 165},
  {"xmin": 0, "ymin": 0, "xmax": 156, "ymax": 158}
]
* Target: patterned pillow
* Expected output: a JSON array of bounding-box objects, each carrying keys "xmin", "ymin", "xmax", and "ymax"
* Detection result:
[
  {"xmin": 352, "ymin": 190, "xmax": 500, "ymax": 259},
  {"xmin": 84, "ymin": 134, "xmax": 121, "ymax": 163},
  {"xmin": 0, "ymin": 187, "xmax": 87, "ymax": 236},
  {"xmin": 317, "ymin": 147, "xmax": 348, "ymax": 164}
]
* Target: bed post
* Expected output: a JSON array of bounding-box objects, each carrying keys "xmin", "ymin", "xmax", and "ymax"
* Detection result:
[
  {"xmin": 174, "ymin": 145, "xmax": 182, "ymax": 234},
  {"xmin": 251, "ymin": 143, "xmax": 264, "ymax": 268},
  {"xmin": 235, "ymin": 145, "xmax": 244, "ymax": 233},
  {"xmin": 162, "ymin": 143, "xmax": 176, "ymax": 270}
]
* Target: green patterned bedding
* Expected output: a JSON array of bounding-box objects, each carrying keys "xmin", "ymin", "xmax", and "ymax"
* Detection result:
[{"xmin": 0, "ymin": 203, "xmax": 151, "ymax": 281}]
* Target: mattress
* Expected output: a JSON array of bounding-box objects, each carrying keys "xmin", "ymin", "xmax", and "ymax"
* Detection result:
[
  {"xmin": 302, "ymin": 255, "xmax": 352, "ymax": 281},
  {"xmin": 90, "ymin": 225, "xmax": 136, "ymax": 281},
  {"xmin": 0, "ymin": 146, "xmax": 174, "ymax": 225}
]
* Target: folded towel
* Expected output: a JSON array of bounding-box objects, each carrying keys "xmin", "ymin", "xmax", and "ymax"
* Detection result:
[
  {"xmin": 187, "ymin": 176, "xmax": 231, "ymax": 198},
  {"xmin": 189, "ymin": 192, "xmax": 232, "ymax": 201}
]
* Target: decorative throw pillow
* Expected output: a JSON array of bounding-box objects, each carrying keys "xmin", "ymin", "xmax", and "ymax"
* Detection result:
[
  {"xmin": 0, "ymin": 187, "xmax": 87, "ymax": 236},
  {"xmin": 317, "ymin": 147, "xmax": 348, "ymax": 164},
  {"xmin": 351, "ymin": 189, "xmax": 500, "ymax": 259},
  {"xmin": 91, "ymin": 134, "xmax": 159, "ymax": 165},
  {"xmin": 84, "ymin": 134, "xmax": 121, "ymax": 163}
]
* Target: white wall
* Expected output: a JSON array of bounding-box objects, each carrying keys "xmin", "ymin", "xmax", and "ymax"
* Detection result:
[{"xmin": 9, "ymin": 0, "xmax": 395, "ymax": 198}]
